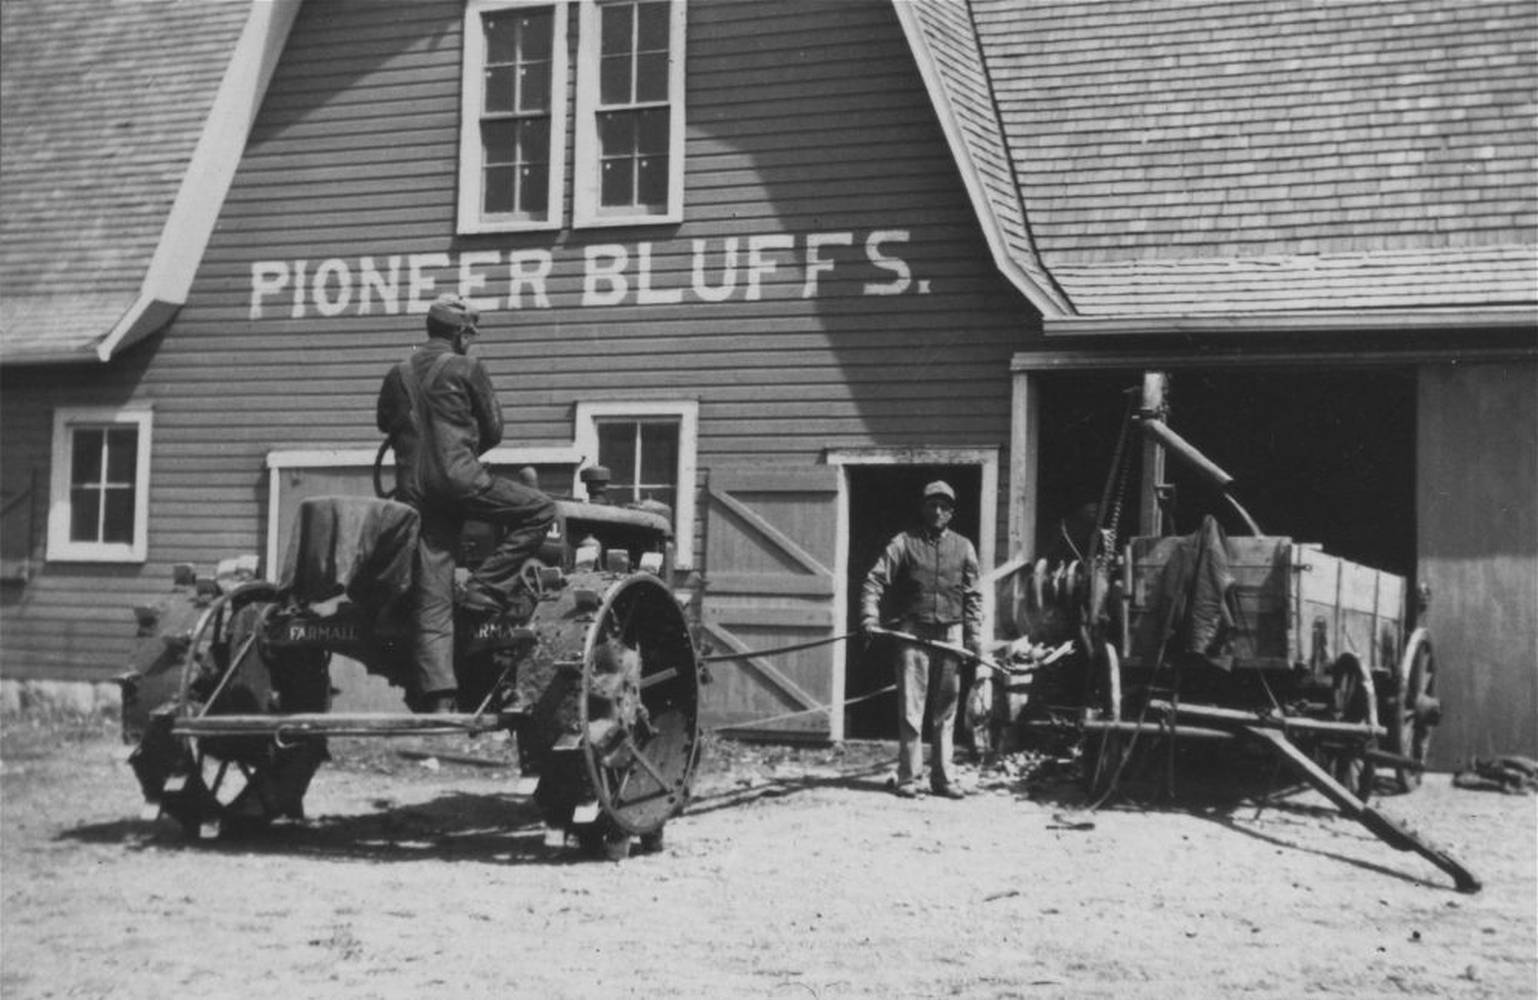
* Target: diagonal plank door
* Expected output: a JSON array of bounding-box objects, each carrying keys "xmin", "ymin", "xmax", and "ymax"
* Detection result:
[{"xmin": 701, "ymin": 466, "xmax": 840, "ymax": 740}]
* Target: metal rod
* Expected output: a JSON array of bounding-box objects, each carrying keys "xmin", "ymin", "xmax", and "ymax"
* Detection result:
[
  {"xmin": 1146, "ymin": 699, "xmax": 1388, "ymax": 739},
  {"xmin": 1244, "ymin": 725, "xmax": 1480, "ymax": 893},
  {"xmin": 1140, "ymin": 417, "xmax": 1235, "ymax": 489},
  {"xmin": 172, "ymin": 711, "xmax": 525, "ymax": 739},
  {"xmin": 1070, "ymin": 719, "xmax": 1235, "ymax": 741}
]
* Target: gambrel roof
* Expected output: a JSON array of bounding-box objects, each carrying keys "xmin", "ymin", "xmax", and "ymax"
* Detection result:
[
  {"xmin": 904, "ymin": 0, "xmax": 1538, "ymax": 330},
  {"xmin": 0, "ymin": 0, "xmax": 297, "ymax": 365}
]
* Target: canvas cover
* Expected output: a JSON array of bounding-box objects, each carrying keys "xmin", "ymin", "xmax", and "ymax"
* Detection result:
[{"xmin": 278, "ymin": 496, "xmax": 420, "ymax": 610}]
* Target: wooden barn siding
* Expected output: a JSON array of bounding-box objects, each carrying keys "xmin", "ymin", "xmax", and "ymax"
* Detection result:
[
  {"xmin": 1418, "ymin": 363, "xmax": 1538, "ymax": 766},
  {"xmin": 0, "ymin": 0, "xmax": 1036, "ymax": 682}
]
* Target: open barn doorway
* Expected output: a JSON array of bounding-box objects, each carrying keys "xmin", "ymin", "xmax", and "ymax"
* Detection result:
[
  {"xmin": 843, "ymin": 463, "xmax": 983, "ymax": 740},
  {"xmin": 1031, "ymin": 367, "xmax": 1418, "ymax": 585}
]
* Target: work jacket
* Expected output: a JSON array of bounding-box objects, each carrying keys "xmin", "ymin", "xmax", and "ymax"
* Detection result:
[
  {"xmin": 861, "ymin": 527, "xmax": 982, "ymax": 648},
  {"xmin": 376, "ymin": 339, "xmax": 503, "ymax": 509}
]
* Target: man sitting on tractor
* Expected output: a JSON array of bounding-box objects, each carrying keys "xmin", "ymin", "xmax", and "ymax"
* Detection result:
[{"xmin": 376, "ymin": 294, "xmax": 556, "ymax": 714}]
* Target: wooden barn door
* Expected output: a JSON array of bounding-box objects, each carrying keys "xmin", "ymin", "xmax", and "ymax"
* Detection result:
[{"xmin": 700, "ymin": 467, "xmax": 840, "ymax": 741}]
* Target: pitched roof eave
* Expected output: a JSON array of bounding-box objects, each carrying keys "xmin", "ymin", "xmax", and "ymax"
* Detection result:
[
  {"xmin": 891, "ymin": 0, "xmax": 1072, "ymax": 319},
  {"xmin": 1, "ymin": 0, "xmax": 301, "ymax": 368},
  {"xmin": 1043, "ymin": 305, "xmax": 1538, "ymax": 337}
]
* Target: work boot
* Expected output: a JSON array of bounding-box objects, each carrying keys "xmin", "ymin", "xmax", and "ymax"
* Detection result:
[
  {"xmin": 893, "ymin": 782, "xmax": 918, "ymax": 799},
  {"xmin": 412, "ymin": 690, "xmax": 459, "ymax": 715},
  {"xmin": 457, "ymin": 584, "xmax": 505, "ymax": 617},
  {"xmin": 931, "ymin": 783, "xmax": 967, "ymax": 800}
]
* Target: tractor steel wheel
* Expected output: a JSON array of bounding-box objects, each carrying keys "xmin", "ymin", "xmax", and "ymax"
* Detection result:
[
  {"xmin": 578, "ymin": 573, "xmax": 701, "ymax": 840},
  {"xmin": 146, "ymin": 590, "xmax": 329, "ymax": 839}
]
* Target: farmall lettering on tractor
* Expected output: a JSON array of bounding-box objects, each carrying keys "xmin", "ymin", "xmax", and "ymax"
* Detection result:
[{"xmin": 119, "ymin": 465, "xmax": 703, "ymax": 860}]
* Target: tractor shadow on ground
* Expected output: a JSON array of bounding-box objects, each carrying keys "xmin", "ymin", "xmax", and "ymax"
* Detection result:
[
  {"xmin": 59, "ymin": 758, "xmax": 903, "ymax": 866},
  {"xmin": 59, "ymin": 791, "xmax": 632, "ymax": 867}
]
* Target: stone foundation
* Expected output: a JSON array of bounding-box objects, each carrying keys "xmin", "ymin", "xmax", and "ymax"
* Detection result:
[{"xmin": 0, "ymin": 679, "xmax": 123, "ymax": 720}]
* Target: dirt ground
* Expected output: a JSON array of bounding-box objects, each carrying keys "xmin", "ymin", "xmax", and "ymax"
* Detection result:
[{"xmin": 1, "ymin": 714, "xmax": 1534, "ymax": 1000}]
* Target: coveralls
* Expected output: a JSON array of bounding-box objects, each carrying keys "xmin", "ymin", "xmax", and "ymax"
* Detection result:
[
  {"xmin": 861, "ymin": 527, "xmax": 982, "ymax": 792},
  {"xmin": 376, "ymin": 338, "xmax": 556, "ymax": 697}
]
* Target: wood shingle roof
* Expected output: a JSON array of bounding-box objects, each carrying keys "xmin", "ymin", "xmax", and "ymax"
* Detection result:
[
  {"xmin": 0, "ymin": 0, "xmax": 252, "ymax": 362},
  {"xmin": 912, "ymin": 0, "xmax": 1538, "ymax": 320}
]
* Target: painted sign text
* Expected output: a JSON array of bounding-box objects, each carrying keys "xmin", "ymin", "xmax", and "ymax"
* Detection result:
[{"xmin": 248, "ymin": 230, "xmax": 922, "ymax": 320}]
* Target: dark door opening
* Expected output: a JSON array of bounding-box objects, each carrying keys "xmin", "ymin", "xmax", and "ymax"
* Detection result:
[
  {"xmin": 844, "ymin": 464, "xmax": 982, "ymax": 740},
  {"xmin": 1033, "ymin": 368, "xmax": 1417, "ymax": 580}
]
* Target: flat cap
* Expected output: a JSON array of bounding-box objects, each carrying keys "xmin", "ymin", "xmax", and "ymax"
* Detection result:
[
  {"xmin": 427, "ymin": 293, "xmax": 479, "ymax": 331},
  {"xmin": 922, "ymin": 480, "xmax": 956, "ymax": 503}
]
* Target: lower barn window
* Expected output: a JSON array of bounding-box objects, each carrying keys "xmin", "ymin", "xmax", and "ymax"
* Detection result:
[
  {"xmin": 48, "ymin": 408, "xmax": 152, "ymax": 562},
  {"xmin": 574, "ymin": 400, "xmax": 698, "ymax": 567},
  {"xmin": 596, "ymin": 418, "xmax": 679, "ymax": 512}
]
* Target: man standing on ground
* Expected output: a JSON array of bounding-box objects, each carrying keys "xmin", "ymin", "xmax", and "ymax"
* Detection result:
[
  {"xmin": 860, "ymin": 480, "xmax": 983, "ymax": 798},
  {"xmin": 376, "ymin": 294, "xmax": 556, "ymax": 713}
]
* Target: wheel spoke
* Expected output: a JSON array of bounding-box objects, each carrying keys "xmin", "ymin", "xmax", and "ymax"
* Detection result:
[
  {"xmin": 623, "ymin": 737, "xmax": 673, "ymax": 788},
  {"xmin": 640, "ymin": 666, "xmax": 678, "ymax": 689}
]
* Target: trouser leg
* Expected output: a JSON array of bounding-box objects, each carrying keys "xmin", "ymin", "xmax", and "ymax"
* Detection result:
[
  {"xmin": 457, "ymin": 476, "xmax": 557, "ymax": 609},
  {"xmin": 412, "ymin": 511, "xmax": 459, "ymax": 697},
  {"xmin": 929, "ymin": 651, "xmax": 961, "ymax": 790},
  {"xmin": 895, "ymin": 642, "xmax": 929, "ymax": 786}
]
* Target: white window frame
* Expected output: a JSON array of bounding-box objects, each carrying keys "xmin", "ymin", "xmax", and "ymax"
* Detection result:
[
  {"xmin": 47, "ymin": 407, "xmax": 153, "ymax": 563},
  {"xmin": 573, "ymin": 400, "xmax": 698, "ymax": 567},
  {"xmin": 458, "ymin": 0, "xmax": 569, "ymax": 234},
  {"xmin": 572, "ymin": 0, "xmax": 686, "ymax": 228}
]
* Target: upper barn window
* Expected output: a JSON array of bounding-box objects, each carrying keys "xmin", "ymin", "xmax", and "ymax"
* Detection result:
[
  {"xmin": 47, "ymin": 407, "xmax": 153, "ymax": 563},
  {"xmin": 573, "ymin": 0, "xmax": 685, "ymax": 226},
  {"xmin": 458, "ymin": 0, "xmax": 569, "ymax": 233}
]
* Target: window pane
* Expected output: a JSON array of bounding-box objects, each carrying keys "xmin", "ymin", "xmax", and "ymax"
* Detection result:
[
  {"xmin": 636, "ymin": 51, "xmax": 668, "ymax": 103},
  {"xmin": 105, "ymin": 428, "xmax": 138, "ymax": 482},
  {"xmin": 519, "ymin": 61, "xmax": 551, "ymax": 113},
  {"xmin": 599, "ymin": 53, "xmax": 631, "ymax": 105},
  {"xmin": 70, "ymin": 488, "xmax": 100, "ymax": 543},
  {"xmin": 636, "ymin": 1, "xmax": 669, "ymax": 51},
  {"xmin": 597, "ymin": 423, "xmax": 636, "ymax": 482},
  {"xmin": 637, "ymin": 155, "xmax": 668, "ymax": 206},
  {"xmin": 521, "ymin": 163, "xmax": 549, "ymax": 214},
  {"xmin": 597, "ymin": 111, "xmax": 635, "ymax": 155},
  {"xmin": 639, "ymin": 422, "xmax": 678, "ymax": 485},
  {"xmin": 485, "ymin": 66, "xmax": 517, "ymax": 113},
  {"xmin": 71, "ymin": 429, "xmax": 102, "ymax": 485},
  {"xmin": 103, "ymin": 488, "xmax": 135, "ymax": 544},
  {"xmin": 640, "ymin": 486, "xmax": 676, "ymax": 511},
  {"xmin": 485, "ymin": 166, "xmax": 516, "ymax": 213},
  {"xmin": 517, "ymin": 117, "xmax": 550, "ymax": 162},
  {"xmin": 600, "ymin": 2, "xmax": 633, "ymax": 57},
  {"xmin": 518, "ymin": 9, "xmax": 553, "ymax": 61},
  {"xmin": 484, "ymin": 13, "xmax": 517, "ymax": 64},
  {"xmin": 636, "ymin": 106, "xmax": 668, "ymax": 153},
  {"xmin": 601, "ymin": 158, "xmax": 633, "ymax": 207},
  {"xmin": 483, "ymin": 120, "xmax": 516, "ymax": 165}
]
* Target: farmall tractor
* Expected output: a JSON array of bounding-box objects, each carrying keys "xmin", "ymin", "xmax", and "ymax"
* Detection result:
[{"xmin": 120, "ymin": 466, "xmax": 703, "ymax": 859}]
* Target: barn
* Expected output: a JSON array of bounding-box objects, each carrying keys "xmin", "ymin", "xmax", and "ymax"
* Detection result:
[{"xmin": 1, "ymin": 0, "xmax": 1533, "ymax": 765}]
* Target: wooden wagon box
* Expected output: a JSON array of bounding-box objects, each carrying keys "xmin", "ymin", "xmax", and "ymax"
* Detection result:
[{"xmin": 1120, "ymin": 535, "xmax": 1406, "ymax": 674}]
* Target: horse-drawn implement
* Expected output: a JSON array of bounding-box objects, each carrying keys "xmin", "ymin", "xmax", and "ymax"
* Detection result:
[
  {"xmin": 1004, "ymin": 392, "xmax": 1478, "ymax": 892},
  {"xmin": 120, "ymin": 473, "xmax": 703, "ymax": 860}
]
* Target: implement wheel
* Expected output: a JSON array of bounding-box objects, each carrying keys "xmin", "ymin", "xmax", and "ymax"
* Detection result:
[
  {"xmin": 1080, "ymin": 639, "xmax": 1125, "ymax": 799},
  {"xmin": 1391, "ymin": 631, "xmax": 1439, "ymax": 792},
  {"xmin": 576, "ymin": 573, "xmax": 701, "ymax": 848},
  {"xmin": 1324, "ymin": 655, "xmax": 1377, "ymax": 800}
]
